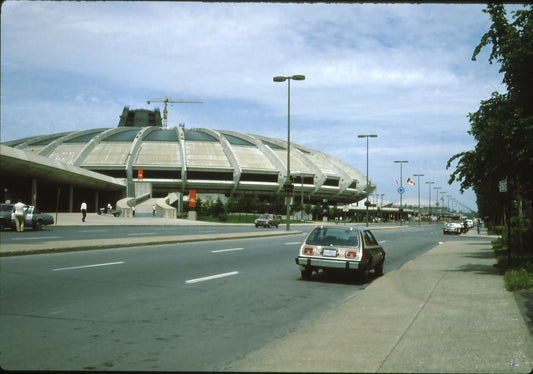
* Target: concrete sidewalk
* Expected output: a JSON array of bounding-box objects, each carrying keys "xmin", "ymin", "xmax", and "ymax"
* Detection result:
[{"xmin": 225, "ymin": 230, "xmax": 533, "ymax": 373}]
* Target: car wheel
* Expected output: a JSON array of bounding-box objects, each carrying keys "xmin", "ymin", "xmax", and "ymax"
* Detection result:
[
  {"xmin": 33, "ymin": 220, "xmax": 43, "ymax": 231},
  {"xmin": 301, "ymin": 269, "xmax": 312, "ymax": 280},
  {"xmin": 255, "ymin": 224, "xmax": 259, "ymax": 228},
  {"xmin": 114, "ymin": 212, "xmax": 120, "ymax": 217}
]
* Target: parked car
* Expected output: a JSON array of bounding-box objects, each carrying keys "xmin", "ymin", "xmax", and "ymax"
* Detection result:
[
  {"xmin": 254, "ymin": 214, "xmax": 280, "ymax": 228},
  {"xmin": 295, "ymin": 225, "xmax": 385, "ymax": 283},
  {"xmin": 0, "ymin": 203, "xmax": 14, "ymax": 230},
  {"xmin": 0, "ymin": 203, "xmax": 54, "ymax": 231},
  {"xmin": 98, "ymin": 206, "xmax": 121, "ymax": 217},
  {"xmin": 443, "ymin": 222, "xmax": 462, "ymax": 235}
]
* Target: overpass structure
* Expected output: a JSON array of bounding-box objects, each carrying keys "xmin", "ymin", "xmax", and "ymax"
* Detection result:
[{"xmin": 0, "ymin": 144, "xmax": 125, "ymax": 212}]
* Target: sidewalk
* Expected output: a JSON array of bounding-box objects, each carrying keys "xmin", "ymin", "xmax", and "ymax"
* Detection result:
[{"xmin": 225, "ymin": 229, "xmax": 533, "ymax": 373}]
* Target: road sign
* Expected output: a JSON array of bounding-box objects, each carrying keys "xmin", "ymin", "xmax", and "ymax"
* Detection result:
[{"xmin": 397, "ymin": 187, "xmax": 405, "ymax": 194}]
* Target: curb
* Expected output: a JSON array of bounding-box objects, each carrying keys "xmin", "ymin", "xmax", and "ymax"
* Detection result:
[{"xmin": 0, "ymin": 230, "xmax": 303, "ymax": 257}]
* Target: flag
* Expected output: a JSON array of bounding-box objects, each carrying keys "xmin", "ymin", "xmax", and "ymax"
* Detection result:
[{"xmin": 407, "ymin": 177, "xmax": 415, "ymax": 186}]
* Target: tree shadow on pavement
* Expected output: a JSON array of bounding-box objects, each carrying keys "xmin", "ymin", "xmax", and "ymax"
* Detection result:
[{"xmin": 447, "ymin": 261, "xmax": 502, "ymax": 276}]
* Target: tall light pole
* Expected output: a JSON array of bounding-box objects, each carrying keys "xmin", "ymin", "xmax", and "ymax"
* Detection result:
[
  {"xmin": 358, "ymin": 134, "xmax": 378, "ymax": 227},
  {"xmin": 425, "ymin": 181, "xmax": 434, "ymax": 222},
  {"xmin": 394, "ymin": 160, "xmax": 408, "ymax": 225},
  {"xmin": 413, "ymin": 173, "xmax": 424, "ymax": 225},
  {"xmin": 440, "ymin": 191, "xmax": 446, "ymax": 218},
  {"xmin": 274, "ymin": 74, "xmax": 305, "ymax": 231},
  {"xmin": 433, "ymin": 186, "xmax": 441, "ymax": 222}
]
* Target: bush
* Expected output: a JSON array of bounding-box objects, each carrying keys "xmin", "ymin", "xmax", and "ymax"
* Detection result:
[{"xmin": 505, "ymin": 269, "xmax": 533, "ymax": 292}]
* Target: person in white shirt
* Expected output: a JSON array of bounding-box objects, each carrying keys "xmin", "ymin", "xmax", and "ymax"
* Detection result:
[
  {"xmin": 13, "ymin": 200, "xmax": 27, "ymax": 232},
  {"xmin": 81, "ymin": 201, "xmax": 87, "ymax": 222}
]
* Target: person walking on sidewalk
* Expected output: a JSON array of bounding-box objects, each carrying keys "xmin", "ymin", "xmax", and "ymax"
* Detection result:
[
  {"xmin": 132, "ymin": 205, "xmax": 136, "ymax": 217},
  {"xmin": 80, "ymin": 201, "xmax": 87, "ymax": 222},
  {"xmin": 13, "ymin": 200, "xmax": 27, "ymax": 232},
  {"xmin": 477, "ymin": 219, "xmax": 481, "ymax": 234},
  {"xmin": 152, "ymin": 204, "xmax": 156, "ymax": 216}
]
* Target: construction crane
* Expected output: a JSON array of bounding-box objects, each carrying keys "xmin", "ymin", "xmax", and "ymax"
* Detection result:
[{"xmin": 146, "ymin": 97, "xmax": 202, "ymax": 128}]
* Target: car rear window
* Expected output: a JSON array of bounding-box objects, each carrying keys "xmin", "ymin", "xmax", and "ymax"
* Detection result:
[{"xmin": 306, "ymin": 227, "xmax": 359, "ymax": 247}]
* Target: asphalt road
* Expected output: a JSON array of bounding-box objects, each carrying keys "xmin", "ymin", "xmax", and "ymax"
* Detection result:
[
  {"xmin": 0, "ymin": 224, "xmax": 265, "ymax": 244},
  {"xmin": 0, "ymin": 224, "xmax": 455, "ymax": 371}
]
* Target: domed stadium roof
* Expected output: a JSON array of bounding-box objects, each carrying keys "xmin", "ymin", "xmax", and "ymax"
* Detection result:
[{"xmin": 3, "ymin": 108, "xmax": 373, "ymax": 203}]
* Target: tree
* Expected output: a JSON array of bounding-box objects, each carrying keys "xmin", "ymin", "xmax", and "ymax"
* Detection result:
[
  {"xmin": 447, "ymin": 4, "xmax": 533, "ymax": 227},
  {"xmin": 448, "ymin": 4, "xmax": 533, "ymax": 255}
]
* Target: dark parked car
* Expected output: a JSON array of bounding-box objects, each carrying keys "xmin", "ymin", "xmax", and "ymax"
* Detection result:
[
  {"xmin": 98, "ymin": 207, "xmax": 121, "ymax": 217},
  {"xmin": 254, "ymin": 214, "xmax": 280, "ymax": 228},
  {"xmin": 0, "ymin": 203, "xmax": 54, "ymax": 230},
  {"xmin": 295, "ymin": 225, "xmax": 385, "ymax": 283}
]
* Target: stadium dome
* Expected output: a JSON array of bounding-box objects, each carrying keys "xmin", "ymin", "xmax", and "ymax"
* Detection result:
[{"xmin": 3, "ymin": 107, "xmax": 373, "ymax": 204}]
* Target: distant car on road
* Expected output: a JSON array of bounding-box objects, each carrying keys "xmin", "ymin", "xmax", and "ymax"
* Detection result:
[
  {"xmin": 443, "ymin": 222, "xmax": 462, "ymax": 235},
  {"xmin": 254, "ymin": 214, "xmax": 280, "ymax": 228},
  {"xmin": 295, "ymin": 225, "xmax": 385, "ymax": 283},
  {"xmin": 0, "ymin": 203, "xmax": 54, "ymax": 231}
]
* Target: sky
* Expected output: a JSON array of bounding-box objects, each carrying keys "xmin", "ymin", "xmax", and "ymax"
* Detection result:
[{"xmin": 1, "ymin": 1, "xmax": 522, "ymax": 213}]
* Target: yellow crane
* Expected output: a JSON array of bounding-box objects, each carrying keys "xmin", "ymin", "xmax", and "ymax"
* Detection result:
[{"xmin": 146, "ymin": 97, "xmax": 202, "ymax": 128}]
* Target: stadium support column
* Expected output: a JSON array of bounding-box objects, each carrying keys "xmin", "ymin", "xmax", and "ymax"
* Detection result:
[{"xmin": 69, "ymin": 185, "xmax": 74, "ymax": 213}]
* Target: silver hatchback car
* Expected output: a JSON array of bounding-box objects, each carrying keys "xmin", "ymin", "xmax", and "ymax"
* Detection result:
[{"xmin": 295, "ymin": 225, "xmax": 385, "ymax": 283}]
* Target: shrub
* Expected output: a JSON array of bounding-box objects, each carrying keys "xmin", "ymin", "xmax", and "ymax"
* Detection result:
[{"xmin": 504, "ymin": 269, "xmax": 533, "ymax": 292}]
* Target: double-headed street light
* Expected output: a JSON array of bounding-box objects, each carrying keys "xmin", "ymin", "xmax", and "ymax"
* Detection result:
[
  {"xmin": 433, "ymin": 186, "xmax": 442, "ymax": 222},
  {"xmin": 413, "ymin": 174, "xmax": 424, "ymax": 225},
  {"xmin": 358, "ymin": 134, "xmax": 378, "ymax": 227},
  {"xmin": 273, "ymin": 74, "xmax": 305, "ymax": 231},
  {"xmin": 394, "ymin": 160, "xmax": 408, "ymax": 225},
  {"xmin": 425, "ymin": 181, "xmax": 435, "ymax": 221}
]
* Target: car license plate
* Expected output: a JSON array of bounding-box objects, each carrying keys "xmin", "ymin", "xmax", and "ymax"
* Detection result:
[{"xmin": 323, "ymin": 248, "xmax": 337, "ymax": 257}]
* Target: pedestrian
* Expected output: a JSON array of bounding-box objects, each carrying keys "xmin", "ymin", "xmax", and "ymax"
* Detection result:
[
  {"xmin": 152, "ymin": 204, "xmax": 156, "ymax": 216},
  {"xmin": 81, "ymin": 201, "xmax": 87, "ymax": 222},
  {"xmin": 477, "ymin": 219, "xmax": 481, "ymax": 234},
  {"xmin": 132, "ymin": 205, "xmax": 136, "ymax": 217},
  {"xmin": 13, "ymin": 200, "xmax": 26, "ymax": 232}
]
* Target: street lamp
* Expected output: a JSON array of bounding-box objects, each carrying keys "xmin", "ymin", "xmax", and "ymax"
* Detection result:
[
  {"xmin": 425, "ymin": 181, "xmax": 434, "ymax": 221},
  {"xmin": 439, "ymin": 191, "xmax": 446, "ymax": 218},
  {"xmin": 273, "ymin": 74, "xmax": 305, "ymax": 231},
  {"xmin": 394, "ymin": 160, "xmax": 408, "ymax": 225},
  {"xmin": 358, "ymin": 134, "xmax": 378, "ymax": 227},
  {"xmin": 413, "ymin": 174, "xmax": 424, "ymax": 225},
  {"xmin": 433, "ymin": 186, "xmax": 441, "ymax": 222}
]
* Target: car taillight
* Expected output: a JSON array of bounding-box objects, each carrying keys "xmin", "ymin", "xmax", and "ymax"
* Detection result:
[
  {"xmin": 346, "ymin": 251, "xmax": 358, "ymax": 259},
  {"xmin": 303, "ymin": 247, "xmax": 314, "ymax": 255}
]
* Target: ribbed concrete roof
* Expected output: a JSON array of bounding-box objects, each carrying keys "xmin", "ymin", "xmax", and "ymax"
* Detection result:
[{"xmin": 3, "ymin": 127, "xmax": 374, "ymax": 203}]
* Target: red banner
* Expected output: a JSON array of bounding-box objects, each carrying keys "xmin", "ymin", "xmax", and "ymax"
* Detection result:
[
  {"xmin": 189, "ymin": 190, "xmax": 196, "ymax": 208},
  {"xmin": 137, "ymin": 168, "xmax": 143, "ymax": 180}
]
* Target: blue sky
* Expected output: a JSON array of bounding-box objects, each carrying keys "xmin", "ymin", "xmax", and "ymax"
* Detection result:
[{"xmin": 1, "ymin": 1, "xmax": 520, "ymax": 212}]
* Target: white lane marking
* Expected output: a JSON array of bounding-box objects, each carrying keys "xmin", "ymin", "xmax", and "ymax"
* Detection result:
[
  {"xmin": 285, "ymin": 242, "xmax": 302, "ymax": 245},
  {"xmin": 185, "ymin": 271, "xmax": 239, "ymax": 284},
  {"xmin": 79, "ymin": 229, "xmax": 109, "ymax": 233},
  {"xmin": 127, "ymin": 232, "xmax": 156, "ymax": 236},
  {"xmin": 211, "ymin": 248, "xmax": 244, "ymax": 253},
  {"xmin": 12, "ymin": 236, "xmax": 61, "ymax": 241},
  {"xmin": 53, "ymin": 262, "xmax": 124, "ymax": 271}
]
